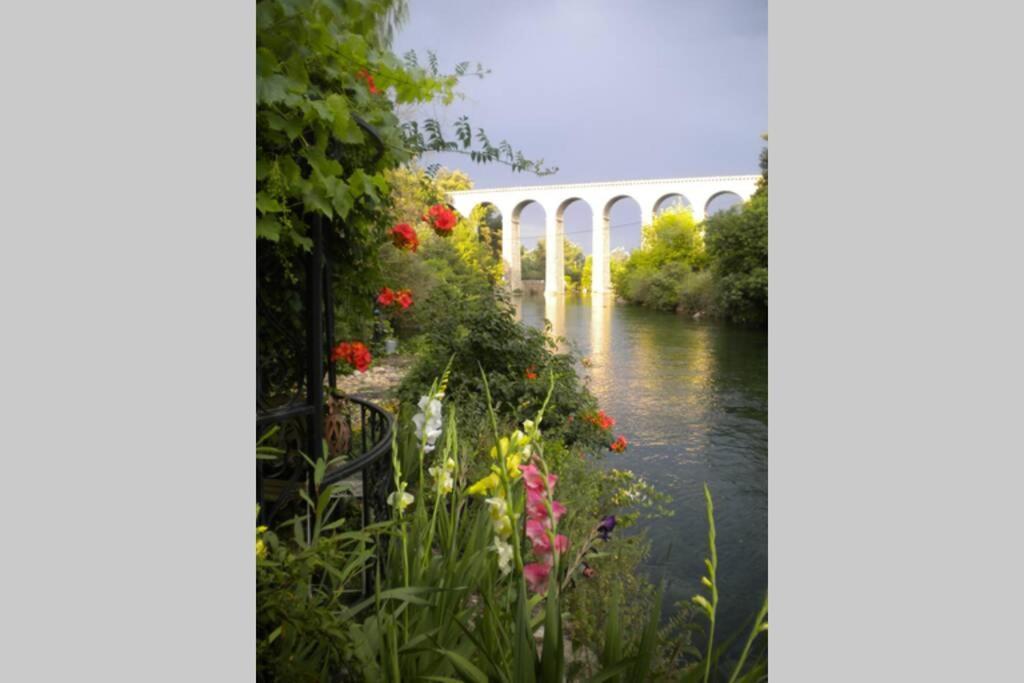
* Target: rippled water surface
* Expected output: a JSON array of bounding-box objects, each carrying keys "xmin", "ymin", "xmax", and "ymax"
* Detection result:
[{"xmin": 517, "ymin": 293, "xmax": 767, "ymax": 639}]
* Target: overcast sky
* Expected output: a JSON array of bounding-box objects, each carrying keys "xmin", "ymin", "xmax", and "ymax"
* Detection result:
[{"xmin": 393, "ymin": 0, "xmax": 767, "ymax": 252}]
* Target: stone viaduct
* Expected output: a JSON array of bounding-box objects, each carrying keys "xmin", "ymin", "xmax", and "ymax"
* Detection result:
[{"xmin": 448, "ymin": 175, "xmax": 759, "ymax": 295}]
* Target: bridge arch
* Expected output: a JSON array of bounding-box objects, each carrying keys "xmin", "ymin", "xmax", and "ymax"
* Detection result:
[
  {"xmin": 512, "ymin": 199, "xmax": 550, "ymax": 291},
  {"xmin": 596, "ymin": 194, "xmax": 642, "ymax": 294},
  {"xmin": 654, "ymin": 192, "xmax": 692, "ymax": 216},
  {"xmin": 704, "ymin": 190, "xmax": 744, "ymax": 217},
  {"xmin": 556, "ymin": 197, "xmax": 593, "ymax": 292}
]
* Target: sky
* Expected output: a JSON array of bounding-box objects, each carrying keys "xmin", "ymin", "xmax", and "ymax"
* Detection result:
[{"xmin": 392, "ymin": 0, "xmax": 767, "ymax": 252}]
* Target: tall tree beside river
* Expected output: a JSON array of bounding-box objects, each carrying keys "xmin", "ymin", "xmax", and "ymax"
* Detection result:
[{"xmin": 704, "ymin": 137, "xmax": 768, "ymax": 326}]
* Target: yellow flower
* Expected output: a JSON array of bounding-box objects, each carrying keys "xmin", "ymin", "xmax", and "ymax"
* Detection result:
[
  {"xmin": 467, "ymin": 472, "xmax": 501, "ymax": 496},
  {"xmin": 256, "ymin": 538, "xmax": 267, "ymax": 559},
  {"xmin": 488, "ymin": 436, "xmax": 510, "ymax": 460},
  {"xmin": 256, "ymin": 526, "xmax": 268, "ymax": 534},
  {"xmin": 505, "ymin": 452, "xmax": 522, "ymax": 480}
]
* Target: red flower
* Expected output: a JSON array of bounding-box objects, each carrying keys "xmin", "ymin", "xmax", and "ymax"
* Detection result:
[
  {"xmin": 584, "ymin": 410, "xmax": 615, "ymax": 431},
  {"xmin": 422, "ymin": 204, "xmax": 458, "ymax": 236},
  {"xmin": 390, "ymin": 223, "xmax": 419, "ymax": 252},
  {"xmin": 331, "ymin": 341, "xmax": 372, "ymax": 373},
  {"xmin": 609, "ymin": 435, "xmax": 628, "ymax": 453},
  {"xmin": 377, "ymin": 286, "xmax": 395, "ymax": 307},
  {"xmin": 357, "ymin": 68, "xmax": 379, "ymax": 95},
  {"xmin": 525, "ymin": 365, "xmax": 538, "ymax": 380},
  {"xmin": 331, "ymin": 342, "xmax": 352, "ymax": 364},
  {"xmin": 395, "ymin": 289, "xmax": 413, "ymax": 310}
]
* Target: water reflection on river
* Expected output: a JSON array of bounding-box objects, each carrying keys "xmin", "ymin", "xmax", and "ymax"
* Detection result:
[{"xmin": 517, "ymin": 293, "xmax": 767, "ymax": 640}]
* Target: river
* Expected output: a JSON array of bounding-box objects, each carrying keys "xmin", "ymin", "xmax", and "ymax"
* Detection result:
[{"xmin": 515, "ymin": 292, "xmax": 767, "ymax": 643}]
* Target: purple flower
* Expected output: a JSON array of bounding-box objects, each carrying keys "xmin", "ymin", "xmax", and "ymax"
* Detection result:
[{"xmin": 597, "ymin": 515, "xmax": 617, "ymax": 541}]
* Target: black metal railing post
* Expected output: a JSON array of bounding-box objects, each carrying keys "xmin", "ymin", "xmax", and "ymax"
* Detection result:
[{"xmin": 305, "ymin": 215, "xmax": 325, "ymax": 542}]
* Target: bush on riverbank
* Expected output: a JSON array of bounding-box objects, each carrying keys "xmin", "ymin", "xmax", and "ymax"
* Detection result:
[
  {"xmin": 611, "ymin": 207, "xmax": 713, "ymax": 314},
  {"xmin": 612, "ymin": 144, "xmax": 769, "ymax": 325},
  {"xmin": 704, "ymin": 192, "xmax": 768, "ymax": 326}
]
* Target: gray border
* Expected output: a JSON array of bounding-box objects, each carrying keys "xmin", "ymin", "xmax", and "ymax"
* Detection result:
[
  {"xmin": 1, "ymin": 1, "xmax": 254, "ymax": 679},
  {"xmin": 772, "ymin": 0, "xmax": 1024, "ymax": 679}
]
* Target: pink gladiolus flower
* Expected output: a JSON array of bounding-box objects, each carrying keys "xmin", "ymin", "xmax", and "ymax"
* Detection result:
[
  {"xmin": 531, "ymin": 531, "xmax": 570, "ymax": 556},
  {"xmin": 526, "ymin": 490, "xmax": 566, "ymax": 522},
  {"xmin": 525, "ymin": 519, "xmax": 548, "ymax": 546},
  {"xmin": 523, "ymin": 562, "xmax": 551, "ymax": 594},
  {"xmin": 554, "ymin": 534, "xmax": 569, "ymax": 553},
  {"xmin": 520, "ymin": 464, "xmax": 557, "ymax": 493}
]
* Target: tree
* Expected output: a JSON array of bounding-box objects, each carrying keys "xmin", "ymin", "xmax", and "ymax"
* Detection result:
[
  {"xmin": 563, "ymin": 237, "xmax": 586, "ymax": 291},
  {"xmin": 469, "ymin": 204, "xmax": 502, "ymax": 259},
  {"xmin": 754, "ymin": 132, "xmax": 767, "ymax": 198},
  {"xmin": 611, "ymin": 207, "xmax": 708, "ymax": 311},
  {"xmin": 704, "ymin": 193, "xmax": 767, "ymax": 326}
]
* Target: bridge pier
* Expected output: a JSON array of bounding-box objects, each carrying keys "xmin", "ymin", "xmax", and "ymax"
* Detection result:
[
  {"xmin": 499, "ymin": 202, "xmax": 521, "ymax": 291},
  {"xmin": 545, "ymin": 206, "xmax": 564, "ymax": 295},
  {"xmin": 592, "ymin": 210, "xmax": 610, "ymax": 294}
]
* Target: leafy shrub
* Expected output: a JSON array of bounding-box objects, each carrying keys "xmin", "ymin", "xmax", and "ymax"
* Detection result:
[
  {"xmin": 677, "ymin": 270, "xmax": 716, "ymax": 317},
  {"xmin": 398, "ymin": 282, "xmax": 603, "ymax": 451},
  {"xmin": 704, "ymin": 193, "xmax": 768, "ymax": 326},
  {"xmin": 612, "ymin": 207, "xmax": 708, "ymax": 311}
]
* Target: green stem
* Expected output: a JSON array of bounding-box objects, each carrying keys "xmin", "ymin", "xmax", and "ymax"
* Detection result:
[{"xmin": 727, "ymin": 595, "xmax": 768, "ymax": 683}]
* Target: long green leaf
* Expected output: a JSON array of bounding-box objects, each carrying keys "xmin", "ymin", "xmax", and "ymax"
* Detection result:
[
  {"xmin": 435, "ymin": 648, "xmax": 488, "ymax": 683},
  {"xmin": 514, "ymin": 581, "xmax": 537, "ymax": 683},
  {"xmin": 540, "ymin": 577, "xmax": 564, "ymax": 682},
  {"xmin": 602, "ymin": 582, "xmax": 622, "ymax": 679},
  {"xmin": 628, "ymin": 582, "xmax": 663, "ymax": 682},
  {"xmin": 585, "ymin": 658, "xmax": 638, "ymax": 683},
  {"xmin": 727, "ymin": 594, "xmax": 768, "ymax": 683}
]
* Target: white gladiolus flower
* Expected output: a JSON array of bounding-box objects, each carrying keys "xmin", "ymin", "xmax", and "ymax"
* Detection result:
[
  {"xmin": 387, "ymin": 481, "xmax": 415, "ymax": 513},
  {"xmin": 428, "ymin": 459, "xmax": 455, "ymax": 495},
  {"xmin": 413, "ymin": 394, "xmax": 444, "ymax": 453},
  {"xmin": 492, "ymin": 537, "xmax": 514, "ymax": 575}
]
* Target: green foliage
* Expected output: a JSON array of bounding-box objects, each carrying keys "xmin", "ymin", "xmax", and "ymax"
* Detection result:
[
  {"xmin": 612, "ymin": 206, "xmax": 711, "ymax": 313},
  {"xmin": 563, "ymin": 238, "xmax": 586, "ymax": 292},
  {"xmin": 581, "ymin": 255, "xmax": 593, "ymax": 292},
  {"xmin": 376, "ymin": 166, "xmax": 504, "ymax": 340},
  {"xmin": 703, "ymin": 193, "xmax": 767, "ymax": 326},
  {"xmin": 256, "ymin": 441, "xmax": 385, "ymax": 682},
  {"xmin": 256, "ymin": 0, "xmax": 555, "ymax": 385},
  {"xmin": 521, "ymin": 240, "xmax": 545, "ymax": 281},
  {"xmin": 385, "ymin": 164, "xmax": 473, "ymax": 226},
  {"xmin": 397, "ymin": 282, "xmax": 603, "ymax": 452}
]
